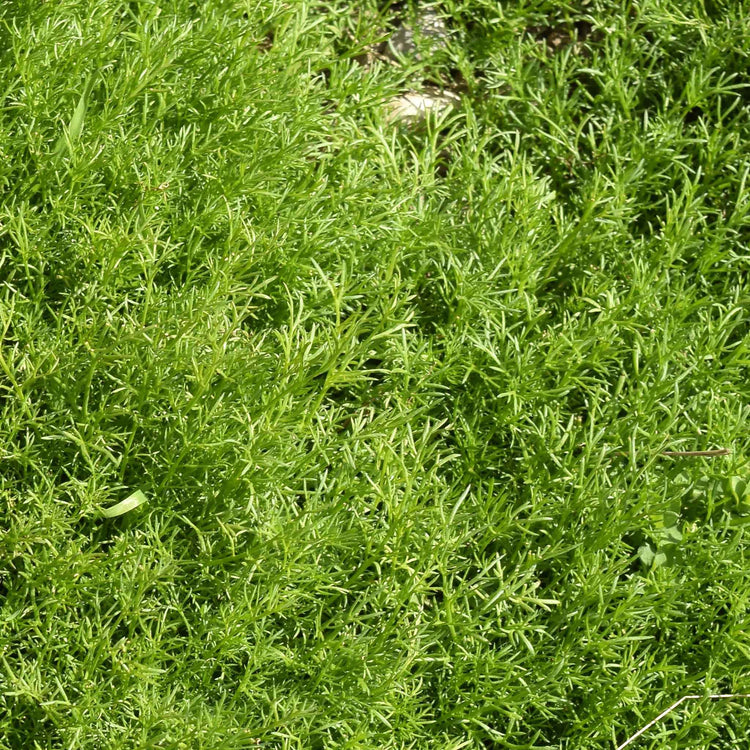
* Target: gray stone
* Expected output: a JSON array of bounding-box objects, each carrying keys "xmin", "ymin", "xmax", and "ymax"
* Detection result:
[{"xmin": 385, "ymin": 8, "xmax": 450, "ymax": 61}]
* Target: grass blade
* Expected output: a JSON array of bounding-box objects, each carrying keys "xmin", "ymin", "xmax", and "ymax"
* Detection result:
[
  {"xmin": 52, "ymin": 78, "xmax": 92, "ymax": 160},
  {"xmin": 102, "ymin": 490, "xmax": 148, "ymax": 518}
]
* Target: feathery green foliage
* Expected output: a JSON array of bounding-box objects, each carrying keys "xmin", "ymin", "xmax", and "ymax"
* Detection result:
[{"xmin": 0, "ymin": 0, "xmax": 749, "ymax": 747}]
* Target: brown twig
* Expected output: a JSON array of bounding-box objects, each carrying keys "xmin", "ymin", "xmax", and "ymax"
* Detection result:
[
  {"xmin": 659, "ymin": 449, "xmax": 731, "ymax": 457},
  {"xmin": 617, "ymin": 693, "xmax": 750, "ymax": 749},
  {"xmin": 608, "ymin": 448, "xmax": 732, "ymax": 459}
]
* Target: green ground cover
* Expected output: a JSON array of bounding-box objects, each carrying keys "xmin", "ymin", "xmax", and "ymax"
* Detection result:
[{"xmin": 0, "ymin": 0, "xmax": 749, "ymax": 747}]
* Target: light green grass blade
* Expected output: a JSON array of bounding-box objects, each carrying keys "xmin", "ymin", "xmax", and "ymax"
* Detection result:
[
  {"xmin": 68, "ymin": 88, "xmax": 88, "ymax": 143},
  {"xmin": 101, "ymin": 490, "xmax": 147, "ymax": 518},
  {"xmin": 52, "ymin": 79, "xmax": 92, "ymax": 160}
]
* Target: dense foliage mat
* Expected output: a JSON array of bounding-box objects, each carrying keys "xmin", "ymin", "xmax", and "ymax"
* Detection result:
[{"xmin": 0, "ymin": 0, "xmax": 749, "ymax": 747}]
